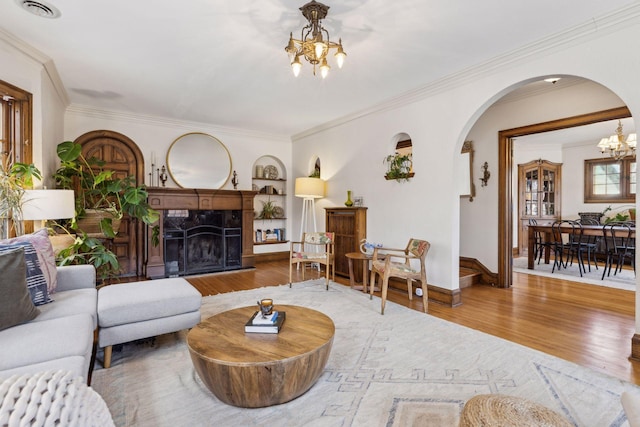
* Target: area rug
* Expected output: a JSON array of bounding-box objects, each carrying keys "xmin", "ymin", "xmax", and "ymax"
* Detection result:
[
  {"xmin": 90, "ymin": 280, "xmax": 639, "ymax": 426},
  {"xmin": 513, "ymin": 256, "xmax": 636, "ymax": 292}
]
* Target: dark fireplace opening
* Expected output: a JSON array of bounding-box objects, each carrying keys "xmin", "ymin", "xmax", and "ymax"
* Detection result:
[{"xmin": 163, "ymin": 209, "xmax": 242, "ymax": 277}]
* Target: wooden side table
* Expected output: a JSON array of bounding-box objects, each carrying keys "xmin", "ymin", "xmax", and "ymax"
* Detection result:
[{"xmin": 345, "ymin": 252, "xmax": 380, "ymax": 293}]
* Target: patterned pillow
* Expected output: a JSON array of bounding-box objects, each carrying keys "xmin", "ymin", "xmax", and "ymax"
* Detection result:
[
  {"xmin": 0, "ymin": 242, "xmax": 52, "ymax": 306},
  {"xmin": 1, "ymin": 228, "xmax": 57, "ymax": 294}
]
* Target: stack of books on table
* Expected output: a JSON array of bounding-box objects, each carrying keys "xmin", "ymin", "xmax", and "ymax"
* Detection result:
[{"xmin": 244, "ymin": 311, "xmax": 286, "ymax": 334}]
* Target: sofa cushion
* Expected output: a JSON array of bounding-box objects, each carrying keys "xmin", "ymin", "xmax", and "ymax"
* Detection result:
[
  {"xmin": 35, "ymin": 288, "xmax": 98, "ymax": 329},
  {"xmin": 98, "ymin": 278, "xmax": 201, "ymax": 327},
  {"xmin": 0, "ymin": 313, "xmax": 93, "ymax": 373},
  {"xmin": 0, "ymin": 242, "xmax": 51, "ymax": 306},
  {"xmin": 1, "ymin": 229, "xmax": 57, "ymax": 294},
  {"xmin": 0, "ymin": 248, "xmax": 39, "ymax": 331}
]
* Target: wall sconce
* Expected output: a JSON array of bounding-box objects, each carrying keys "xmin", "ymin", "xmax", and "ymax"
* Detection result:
[{"xmin": 480, "ymin": 162, "xmax": 490, "ymax": 187}]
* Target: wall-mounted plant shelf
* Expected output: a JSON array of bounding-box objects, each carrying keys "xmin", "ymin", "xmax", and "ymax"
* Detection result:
[{"xmin": 384, "ymin": 172, "xmax": 414, "ymax": 181}]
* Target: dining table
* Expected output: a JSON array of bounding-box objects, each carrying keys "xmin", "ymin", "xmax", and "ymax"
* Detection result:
[{"xmin": 526, "ymin": 223, "xmax": 636, "ymax": 269}]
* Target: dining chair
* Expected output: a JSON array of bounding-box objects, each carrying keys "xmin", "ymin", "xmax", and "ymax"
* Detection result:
[
  {"xmin": 576, "ymin": 218, "xmax": 600, "ymax": 272},
  {"xmin": 551, "ymin": 220, "xmax": 584, "ymax": 276},
  {"xmin": 369, "ymin": 238, "xmax": 430, "ymax": 315},
  {"xmin": 601, "ymin": 222, "xmax": 635, "ymax": 280},
  {"xmin": 528, "ymin": 218, "xmax": 553, "ymax": 265},
  {"xmin": 289, "ymin": 232, "xmax": 335, "ymax": 290}
]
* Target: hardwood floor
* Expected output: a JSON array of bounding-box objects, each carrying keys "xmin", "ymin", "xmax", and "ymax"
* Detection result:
[{"xmin": 185, "ymin": 259, "xmax": 640, "ymax": 386}]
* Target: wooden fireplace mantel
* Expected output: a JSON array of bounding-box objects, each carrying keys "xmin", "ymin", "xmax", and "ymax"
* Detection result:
[{"xmin": 145, "ymin": 187, "xmax": 258, "ymax": 278}]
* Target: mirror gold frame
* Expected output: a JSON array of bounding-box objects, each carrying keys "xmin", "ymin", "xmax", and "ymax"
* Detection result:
[
  {"xmin": 460, "ymin": 140, "xmax": 475, "ymax": 202},
  {"xmin": 167, "ymin": 132, "xmax": 232, "ymax": 189}
]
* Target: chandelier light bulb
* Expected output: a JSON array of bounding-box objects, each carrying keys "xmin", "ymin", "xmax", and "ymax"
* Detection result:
[
  {"xmin": 292, "ymin": 55, "xmax": 302, "ymax": 77},
  {"xmin": 320, "ymin": 58, "xmax": 330, "ymax": 79},
  {"xmin": 335, "ymin": 41, "xmax": 346, "ymax": 68},
  {"xmin": 314, "ymin": 41, "xmax": 327, "ymax": 60}
]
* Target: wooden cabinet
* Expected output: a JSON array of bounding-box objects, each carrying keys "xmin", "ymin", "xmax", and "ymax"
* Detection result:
[
  {"xmin": 325, "ymin": 207, "xmax": 367, "ymax": 278},
  {"xmin": 518, "ymin": 159, "xmax": 562, "ymax": 255}
]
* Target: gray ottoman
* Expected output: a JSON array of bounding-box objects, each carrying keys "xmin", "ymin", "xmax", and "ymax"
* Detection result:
[{"xmin": 98, "ymin": 278, "xmax": 202, "ymax": 368}]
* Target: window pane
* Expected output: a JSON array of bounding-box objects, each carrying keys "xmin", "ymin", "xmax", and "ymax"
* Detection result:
[
  {"xmin": 593, "ymin": 164, "xmax": 607, "ymax": 175},
  {"xmin": 606, "ymin": 163, "xmax": 621, "ymax": 174}
]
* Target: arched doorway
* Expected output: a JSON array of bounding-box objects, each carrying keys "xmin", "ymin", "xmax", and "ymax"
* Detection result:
[
  {"xmin": 75, "ymin": 130, "xmax": 145, "ymax": 277},
  {"xmin": 497, "ymin": 106, "xmax": 632, "ymax": 288}
]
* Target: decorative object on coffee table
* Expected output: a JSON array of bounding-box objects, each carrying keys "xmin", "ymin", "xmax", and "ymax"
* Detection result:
[{"xmin": 187, "ymin": 305, "xmax": 334, "ymax": 408}]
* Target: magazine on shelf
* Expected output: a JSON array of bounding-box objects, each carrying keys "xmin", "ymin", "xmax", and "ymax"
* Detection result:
[{"xmin": 244, "ymin": 311, "xmax": 286, "ymax": 334}]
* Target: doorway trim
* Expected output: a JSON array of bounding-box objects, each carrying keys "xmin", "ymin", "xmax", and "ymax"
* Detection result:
[{"xmin": 497, "ymin": 106, "xmax": 631, "ymax": 288}]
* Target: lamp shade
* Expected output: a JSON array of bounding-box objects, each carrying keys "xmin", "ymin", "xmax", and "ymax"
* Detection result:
[
  {"xmin": 295, "ymin": 177, "xmax": 325, "ymax": 199},
  {"xmin": 21, "ymin": 189, "xmax": 76, "ymax": 221}
]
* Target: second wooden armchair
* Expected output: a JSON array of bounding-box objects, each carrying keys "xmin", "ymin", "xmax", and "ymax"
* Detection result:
[
  {"xmin": 289, "ymin": 232, "xmax": 335, "ymax": 290},
  {"xmin": 369, "ymin": 238, "xmax": 430, "ymax": 315}
]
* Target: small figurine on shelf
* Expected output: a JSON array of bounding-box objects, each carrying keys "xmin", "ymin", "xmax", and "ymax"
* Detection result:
[
  {"xmin": 159, "ymin": 165, "xmax": 168, "ymax": 187},
  {"xmin": 232, "ymin": 170, "xmax": 238, "ymax": 189}
]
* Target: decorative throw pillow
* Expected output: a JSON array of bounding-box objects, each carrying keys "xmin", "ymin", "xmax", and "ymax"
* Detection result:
[
  {"xmin": 0, "ymin": 242, "xmax": 52, "ymax": 306},
  {"xmin": 1, "ymin": 228, "xmax": 57, "ymax": 294},
  {"xmin": 0, "ymin": 247, "xmax": 39, "ymax": 331}
]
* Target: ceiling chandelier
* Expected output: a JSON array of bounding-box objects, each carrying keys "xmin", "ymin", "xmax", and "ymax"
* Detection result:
[
  {"xmin": 285, "ymin": 1, "xmax": 346, "ymax": 79},
  {"xmin": 597, "ymin": 120, "xmax": 637, "ymax": 161}
]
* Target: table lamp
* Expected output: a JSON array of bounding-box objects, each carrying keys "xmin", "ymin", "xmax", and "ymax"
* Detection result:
[{"xmin": 21, "ymin": 189, "xmax": 76, "ymax": 231}]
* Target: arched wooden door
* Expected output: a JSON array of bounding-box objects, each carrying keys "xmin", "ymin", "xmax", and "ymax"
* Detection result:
[{"xmin": 75, "ymin": 130, "xmax": 145, "ymax": 277}]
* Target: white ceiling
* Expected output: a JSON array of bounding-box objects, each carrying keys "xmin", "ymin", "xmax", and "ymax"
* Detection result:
[{"xmin": 0, "ymin": 0, "xmax": 635, "ymax": 137}]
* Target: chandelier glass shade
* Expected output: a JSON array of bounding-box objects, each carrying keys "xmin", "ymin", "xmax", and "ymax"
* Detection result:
[
  {"xmin": 285, "ymin": 1, "xmax": 346, "ymax": 78},
  {"xmin": 597, "ymin": 120, "xmax": 637, "ymax": 161}
]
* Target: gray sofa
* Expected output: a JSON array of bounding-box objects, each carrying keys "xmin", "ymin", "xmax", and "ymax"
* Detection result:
[{"xmin": 0, "ymin": 265, "xmax": 97, "ymax": 381}]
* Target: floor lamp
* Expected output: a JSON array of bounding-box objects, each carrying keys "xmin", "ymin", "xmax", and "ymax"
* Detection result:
[{"xmin": 294, "ymin": 177, "xmax": 325, "ymax": 240}]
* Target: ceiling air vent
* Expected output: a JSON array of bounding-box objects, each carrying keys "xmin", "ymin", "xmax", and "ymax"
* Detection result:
[{"xmin": 15, "ymin": 0, "xmax": 61, "ymax": 19}]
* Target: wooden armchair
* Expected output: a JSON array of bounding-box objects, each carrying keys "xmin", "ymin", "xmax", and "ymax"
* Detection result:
[
  {"xmin": 289, "ymin": 232, "xmax": 335, "ymax": 290},
  {"xmin": 369, "ymin": 238, "xmax": 430, "ymax": 314}
]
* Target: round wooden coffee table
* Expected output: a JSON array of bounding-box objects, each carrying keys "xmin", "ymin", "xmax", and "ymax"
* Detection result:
[{"xmin": 187, "ymin": 305, "xmax": 335, "ymax": 408}]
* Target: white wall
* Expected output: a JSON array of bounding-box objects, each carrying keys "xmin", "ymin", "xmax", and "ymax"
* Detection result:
[{"xmin": 293, "ymin": 17, "xmax": 640, "ymax": 292}]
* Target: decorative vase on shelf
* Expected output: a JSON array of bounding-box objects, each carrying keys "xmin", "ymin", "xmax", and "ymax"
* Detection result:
[{"xmin": 344, "ymin": 190, "xmax": 353, "ymax": 207}]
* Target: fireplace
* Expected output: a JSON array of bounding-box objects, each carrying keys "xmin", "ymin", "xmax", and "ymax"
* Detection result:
[
  {"xmin": 145, "ymin": 188, "xmax": 257, "ymax": 279},
  {"xmin": 163, "ymin": 210, "xmax": 241, "ymax": 277}
]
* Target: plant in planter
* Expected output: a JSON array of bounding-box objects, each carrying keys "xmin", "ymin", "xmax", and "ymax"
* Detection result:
[
  {"xmin": 383, "ymin": 152, "xmax": 413, "ymax": 182},
  {"xmin": 53, "ymin": 140, "xmax": 160, "ymax": 282},
  {"xmin": 258, "ymin": 200, "xmax": 277, "ymax": 219},
  {"xmin": 53, "ymin": 141, "xmax": 159, "ymax": 238},
  {"xmin": 0, "ymin": 156, "xmax": 42, "ymax": 237}
]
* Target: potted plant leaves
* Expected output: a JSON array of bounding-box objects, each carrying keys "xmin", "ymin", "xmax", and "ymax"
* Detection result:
[
  {"xmin": 383, "ymin": 152, "xmax": 414, "ymax": 182},
  {"xmin": 53, "ymin": 140, "xmax": 159, "ymax": 238}
]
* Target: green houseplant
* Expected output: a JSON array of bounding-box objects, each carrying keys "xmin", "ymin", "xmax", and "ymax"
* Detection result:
[
  {"xmin": 53, "ymin": 140, "xmax": 159, "ymax": 238},
  {"xmin": 383, "ymin": 152, "xmax": 413, "ymax": 182},
  {"xmin": 53, "ymin": 140, "xmax": 160, "ymax": 282},
  {"xmin": 0, "ymin": 156, "xmax": 42, "ymax": 237}
]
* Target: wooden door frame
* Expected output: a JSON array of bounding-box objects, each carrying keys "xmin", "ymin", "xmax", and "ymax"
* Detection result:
[{"xmin": 497, "ymin": 106, "xmax": 631, "ymax": 288}]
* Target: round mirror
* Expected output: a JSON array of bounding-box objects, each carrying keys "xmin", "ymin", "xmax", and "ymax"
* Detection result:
[{"xmin": 167, "ymin": 132, "xmax": 232, "ymax": 189}]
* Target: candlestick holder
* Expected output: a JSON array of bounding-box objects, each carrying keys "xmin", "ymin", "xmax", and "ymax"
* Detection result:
[
  {"xmin": 231, "ymin": 170, "xmax": 238, "ymax": 189},
  {"xmin": 159, "ymin": 165, "xmax": 168, "ymax": 187}
]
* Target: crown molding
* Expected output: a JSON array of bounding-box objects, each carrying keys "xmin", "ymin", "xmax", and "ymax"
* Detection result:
[
  {"xmin": 0, "ymin": 28, "xmax": 69, "ymax": 107},
  {"xmin": 66, "ymin": 104, "xmax": 290, "ymax": 142},
  {"xmin": 292, "ymin": 3, "xmax": 640, "ymax": 141}
]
